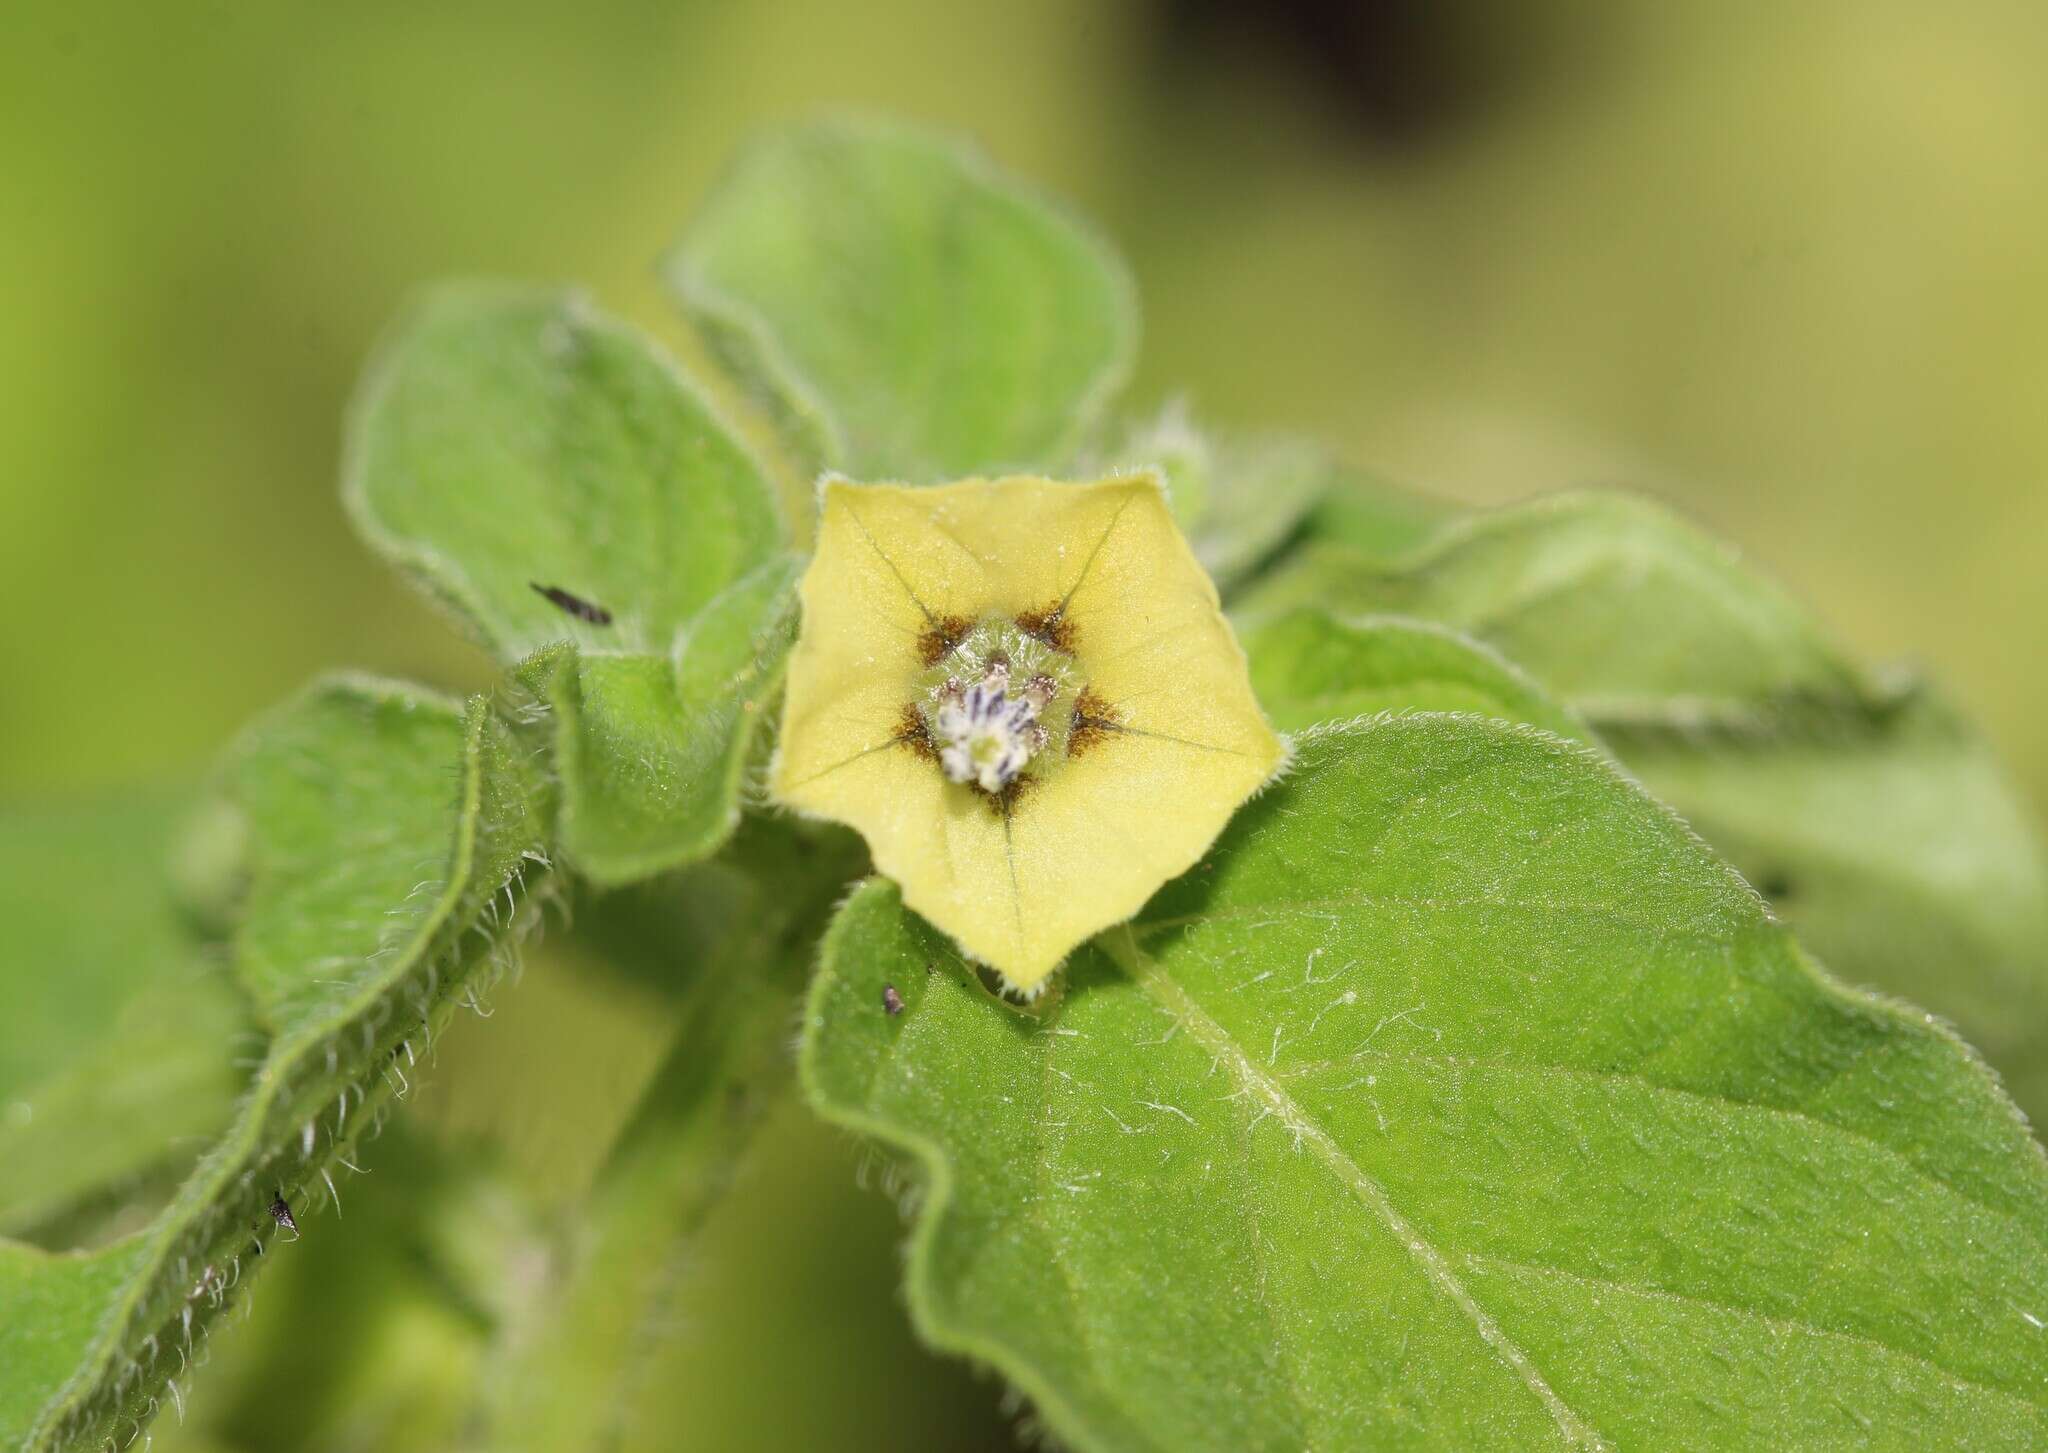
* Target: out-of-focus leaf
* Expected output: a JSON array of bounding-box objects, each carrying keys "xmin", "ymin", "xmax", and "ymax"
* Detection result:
[
  {"xmin": 1243, "ymin": 607, "xmax": 1586, "ymax": 741},
  {"xmin": 345, "ymin": 285, "xmax": 783, "ymax": 661},
  {"xmin": 345, "ymin": 285, "xmax": 788, "ymax": 881},
  {"xmin": 1097, "ymin": 406, "xmax": 1331, "ymax": 591},
  {"xmin": 0, "ymin": 677, "xmax": 550, "ymax": 1451},
  {"xmin": 666, "ymin": 117, "xmax": 1137, "ymax": 485},
  {"xmin": 807, "ymin": 718, "xmax": 2048, "ymax": 1452},
  {"xmin": 0, "ymin": 799, "xmax": 249, "ymax": 1241},
  {"xmin": 1285, "ymin": 466, "xmax": 1462, "ymax": 566},
  {"xmin": 184, "ymin": 1126, "xmax": 531, "ymax": 1453},
  {"xmin": 1612, "ymin": 692, "xmax": 2048, "ymax": 1118},
  {"xmin": 0, "ymin": 1238, "xmax": 152, "ymax": 1444},
  {"xmin": 1237, "ymin": 491, "xmax": 1875, "ymax": 723}
]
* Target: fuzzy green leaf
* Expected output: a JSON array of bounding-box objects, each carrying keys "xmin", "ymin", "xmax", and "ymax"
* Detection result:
[
  {"xmin": 346, "ymin": 284, "xmax": 790, "ymax": 880},
  {"xmin": 805, "ymin": 719, "xmax": 2048, "ymax": 1452},
  {"xmin": 1243, "ymin": 491, "xmax": 2048, "ymax": 1120},
  {"xmin": 666, "ymin": 117, "xmax": 1137, "ymax": 484},
  {"xmin": 1284, "ymin": 466, "xmax": 1461, "ymax": 566},
  {"xmin": 502, "ymin": 552, "xmax": 801, "ymax": 886},
  {"xmin": 1243, "ymin": 608, "xmax": 1587, "ymax": 742},
  {"xmin": 1240, "ymin": 492, "xmax": 1875, "ymax": 723},
  {"xmin": 0, "ymin": 798, "xmax": 249, "ymax": 1241},
  {"xmin": 1612, "ymin": 693, "xmax": 2048, "ymax": 1120},
  {"xmin": 0, "ymin": 677, "xmax": 550, "ymax": 1451},
  {"xmin": 0, "ymin": 1239, "xmax": 154, "ymax": 1444},
  {"xmin": 1099, "ymin": 408, "xmax": 1333, "ymax": 591}
]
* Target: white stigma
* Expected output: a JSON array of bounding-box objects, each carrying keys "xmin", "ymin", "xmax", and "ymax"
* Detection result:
[{"xmin": 933, "ymin": 662, "xmax": 1053, "ymax": 793}]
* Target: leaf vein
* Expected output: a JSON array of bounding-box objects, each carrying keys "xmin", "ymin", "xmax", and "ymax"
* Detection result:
[
  {"xmin": 1280, "ymin": 1049, "xmax": 2048, "ymax": 1253},
  {"xmin": 1468, "ymin": 1253, "xmax": 2048, "ymax": 1415},
  {"xmin": 1104, "ymin": 928, "xmax": 1608, "ymax": 1451}
]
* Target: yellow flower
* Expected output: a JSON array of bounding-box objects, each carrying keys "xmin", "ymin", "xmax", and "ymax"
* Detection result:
[{"xmin": 774, "ymin": 474, "xmax": 1284, "ymax": 994}]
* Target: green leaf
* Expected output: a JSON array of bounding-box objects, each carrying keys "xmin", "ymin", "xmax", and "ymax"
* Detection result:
[
  {"xmin": 346, "ymin": 284, "xmax": 784, "ymax": 661},
  {"xmin": 1238, "ymin": 492, "xmax": 1876, "ymax": 723},
  {"xmin": 0, "ymin": 798, "xmax": 249, "ymax": 1241},
  {"xmin": 505, "ymin": 554, "xmax": 801, "ymax": 885},
  {"xmin": 1098, "ymin": 407, "xmax": 1332, "ymax": 591},
  {"xmin": 1, "ymin": 677, "xmax": 550, "ymax": 1451},
  {"xmin": 1243, "ymin": 607, "xmax": 1587, "ymax": 742},
  {"xmin": 0, "ymin": 1238, "xmax": 152, "ymax": 1444},
  {"xmin": 805, "ymin": 718, "xmax": 2048, "ymax": 1452},
  {"xmin": 346, "ymin": 285, "xmax": 790, "ymax": 880},
  {"xmin": 666, "ymin": 117, "xmax": 1138, "ymax": 484},
  {"xmin": 1284, "ymin": 465, "xmax": 1460, "ymax": 566},
  {"xmin": 1611, "ymin": 692, "xmax": 2048, "ymax": 1120},
  {"xmin": 1240, "ymin": 489, "xmax": 2048, "ymax": 1123}
]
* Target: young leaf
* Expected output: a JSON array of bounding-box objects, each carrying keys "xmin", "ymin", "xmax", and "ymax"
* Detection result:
[
  {"xmin": 1096, "ymin": 407, "xmax": 1333, "ymax": 591},
  {"xmin": 665, "ymin": 117, "xmax": 1138, "ymax": 485},
  {"xmin": 346, "ymin": 284, "xmax": 789, "ymax": 881},
  {"xmin": 1239, "ymin": 491, "xmax": 1876, "ymax": 723},
  {"xmin": 805, "ymin": 718, "xmax": 2048, "ymax": 1452},
  {"xmin": 1286, "ymin": 465, "xmax": 1461, "ymax": 565},
  {"xmin": 506, "ymin": 552, "xmax": 802, "ymax": 885},
  {"xmin": 1242, "ymin": 608, "xmax": 1587, "ymax": 742},
  {"xmin": 0, "ymin": 798, "xmax": 249, "ymax": 1241},
  {"xmin": 1, "ymin": 677, "xmax": 550, "ymax": 1451}
]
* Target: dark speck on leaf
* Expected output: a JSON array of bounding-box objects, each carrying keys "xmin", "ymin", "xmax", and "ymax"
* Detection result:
[
  {"xmin": 530, "ymin": 582, "xmax": 613, "ymax": 625},
  {"xmin": 268, "ymin": 1192, "xmax": 299, "ymax": 1239},
  {"xmin": 882, "ymin": 983, "xmax": 905, "ymax": 1016}
]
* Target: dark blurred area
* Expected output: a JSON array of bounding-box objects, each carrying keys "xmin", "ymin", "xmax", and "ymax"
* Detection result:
[
  {"xmin": 4, "ymin": 2, "xmax": 2044, "ymax": 1448},
  {"xmin": 1156, "ymin": 0, "xmax": 1595, "ymax": 148}
]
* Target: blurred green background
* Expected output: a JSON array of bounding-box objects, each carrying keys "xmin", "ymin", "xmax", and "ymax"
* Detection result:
[{"xmin": 4, "ymin": 2, "xmax": 2045, "ymax": 1448}]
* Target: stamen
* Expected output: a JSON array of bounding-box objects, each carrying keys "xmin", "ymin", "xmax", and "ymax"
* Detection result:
[{"xmin": 934, "ymin": 665, "xmax": 1050, "ymax": 792}]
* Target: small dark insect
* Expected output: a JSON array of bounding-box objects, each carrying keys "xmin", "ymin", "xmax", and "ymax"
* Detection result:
[
  {"xmin": 268, "ymin": 1192, "xmax": 299, "ymax": 1240},
  {"xmin": 882, "ymin": 983, "xmax": 905, "ymax": 1016},
  {"xmin": 530, "ymin": 582, "xmax": 614, "ymax": 625}
]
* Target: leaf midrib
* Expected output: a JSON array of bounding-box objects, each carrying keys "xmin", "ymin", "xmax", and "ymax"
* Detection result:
[{"xmin": 1100, "ymin": 927, "xmax": 1608, "ymax": 1452}]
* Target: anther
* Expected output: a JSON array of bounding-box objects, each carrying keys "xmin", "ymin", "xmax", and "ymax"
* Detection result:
[{"xmin": 933, "ymin": 665, "xmax": 1047, "ymax": 792}]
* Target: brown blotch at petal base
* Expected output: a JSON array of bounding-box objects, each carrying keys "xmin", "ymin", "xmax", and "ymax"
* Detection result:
[
  {"xmin": 972, "ymin": 773, "xmax": 1039, "ymax": 818},
  {"xmin": 917, "ymin": 614, "xmax": 972, "ymax": 666},
  {"xmin": 1014, "ymin": 602, "xmax": 1077, "ymax": 654},
  {"xmin": 895, "ymin": 702, "xmax": 938, "ymax": 762},
  {"xmin": 1067, "ymin": 687, "xmax": 1120, "ymax": 759}
]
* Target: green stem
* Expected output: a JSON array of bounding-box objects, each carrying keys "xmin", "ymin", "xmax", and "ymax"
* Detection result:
[{"xmin": 479, "ymin": 817, "xmax": 864, "ymax": 1452}]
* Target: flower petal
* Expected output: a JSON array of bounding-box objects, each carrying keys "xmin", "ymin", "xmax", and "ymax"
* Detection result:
[{"xmin": 775, "ymin": 475, "xmax": 1283, "ymax": 992}]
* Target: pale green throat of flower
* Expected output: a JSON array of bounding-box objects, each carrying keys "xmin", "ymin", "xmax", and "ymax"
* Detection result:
[{"xmin": 917, "ymin": 617, "xmax": 1086, "ymax": 796}]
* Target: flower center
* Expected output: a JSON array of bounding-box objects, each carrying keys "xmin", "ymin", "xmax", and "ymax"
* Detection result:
[
  {"xmin": 933, "ymin": 662, "xmax": 1053, "ymax": 792},
  {"xmin": 912, "ymin": 614, "xmax": 1086, "ymax": 797}
]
